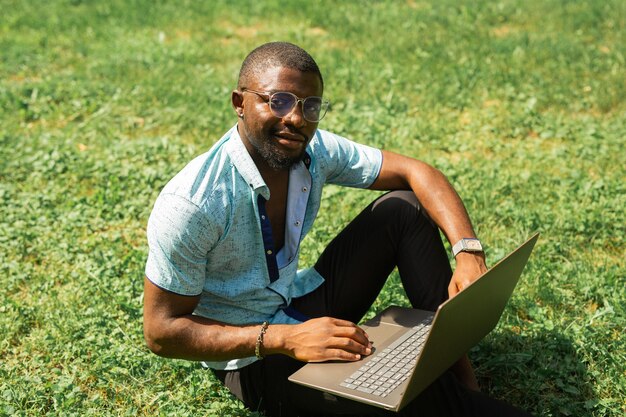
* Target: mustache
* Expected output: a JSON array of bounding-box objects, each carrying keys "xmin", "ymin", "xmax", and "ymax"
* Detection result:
[{"xmin": 272, "ymin": 126, "xmax": 309, "ymax": 141}]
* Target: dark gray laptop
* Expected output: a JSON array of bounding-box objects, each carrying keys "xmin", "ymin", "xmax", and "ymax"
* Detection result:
[{"xmin": 289, "ymin": 233, "xmax": 539, "ymax": 412}]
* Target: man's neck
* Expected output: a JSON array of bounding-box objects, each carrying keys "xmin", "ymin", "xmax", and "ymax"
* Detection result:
[{"xmin": 259, "ymin": 165, "xmax": 289, "ymax": 194}]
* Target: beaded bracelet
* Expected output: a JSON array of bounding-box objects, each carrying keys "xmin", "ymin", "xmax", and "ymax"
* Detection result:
[{"xmin": 254, "ymin": 321, "xmax": 269, "ymax": 359}]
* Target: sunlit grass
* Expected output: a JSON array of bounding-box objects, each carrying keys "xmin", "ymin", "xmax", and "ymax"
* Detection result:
[{"xmin": 1, "ymin": 0, "xmax": 625, "ymax": 415}]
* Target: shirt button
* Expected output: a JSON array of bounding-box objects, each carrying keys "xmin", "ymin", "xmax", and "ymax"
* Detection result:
[
  {"xmin": 295, "ymin": 221, "xmax": 301, "ymax": 226},
  {"xmin": 266, "ymin": 250, "xmax": 272, "ymax": 255},
  {"xmin": 261, "ymin": 215, "xmax": 266, "ymax": 220},
  {"xmin": 302, "ymin": 187, "xmax": 308, "ymax": 192}
]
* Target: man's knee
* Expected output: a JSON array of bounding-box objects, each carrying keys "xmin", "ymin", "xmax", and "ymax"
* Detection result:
[{"xmin": 370, "ymin": 190, "xmax": 435, "ymax": 227}]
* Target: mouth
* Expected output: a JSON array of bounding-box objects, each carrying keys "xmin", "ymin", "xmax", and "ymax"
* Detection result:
[{"xmin": 273, "ymin": 131, "xmax": 306, "ymax": 149}]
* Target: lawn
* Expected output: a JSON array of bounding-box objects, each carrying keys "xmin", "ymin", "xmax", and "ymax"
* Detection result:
[{"xmin": 1, "ymin": 0, "xmax": 624, "ymax": 416}]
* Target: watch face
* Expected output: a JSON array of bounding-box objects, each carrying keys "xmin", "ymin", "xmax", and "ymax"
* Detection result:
[{"xmin": 465, "ymin": 240, "xmax": 482, "ymax": 251}]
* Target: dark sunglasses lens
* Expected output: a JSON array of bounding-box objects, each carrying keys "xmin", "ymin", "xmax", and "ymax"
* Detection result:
[{"xmin": 270, "ymin": 92, "xmax": 296, "ymax": 116}]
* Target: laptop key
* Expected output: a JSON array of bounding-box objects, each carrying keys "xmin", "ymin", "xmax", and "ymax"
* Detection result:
[{"xmin": 383, "ymin": 370, "xmax": 396, "ymax": 378}]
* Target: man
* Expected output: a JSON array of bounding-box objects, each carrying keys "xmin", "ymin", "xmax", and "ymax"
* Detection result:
[{"xmin": 143, "ymin": 42, "xmax": 532, "ymax": 416}]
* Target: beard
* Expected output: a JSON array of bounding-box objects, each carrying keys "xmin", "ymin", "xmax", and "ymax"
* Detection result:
[{"xmin": 249, "ymin": 132, "xmax": 307, "ymax": 170}]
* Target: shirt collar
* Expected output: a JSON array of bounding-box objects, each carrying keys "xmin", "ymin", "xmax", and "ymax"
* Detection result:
[{"xmin": 226, "ymin": 126, "xmax": 270, "ymax": 200}]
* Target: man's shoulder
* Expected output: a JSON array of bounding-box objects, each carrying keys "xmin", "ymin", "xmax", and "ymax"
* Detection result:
[
  {"xmin": 308, "ymin": 129, "xmax": 346, "ymax": 155},
  {"xmin": 308, "ymin": 129, "xmax": 371, "ymax": 162},
  {"xmin": 311, "ymin": 128, "xmax": 343, "ymax": 143},
  {"xmin": 160, "ymin": 131, "xmax": 237, "ymax": 207}
]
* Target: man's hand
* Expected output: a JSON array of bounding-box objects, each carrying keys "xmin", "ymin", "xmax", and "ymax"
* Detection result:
[
  {"xmin": 448, "ymin": 252, "xmax": 488, "ymax": 298},
  {"xmin": 266, "ymin": 317, "xmax": 372, "ymax": 362}
]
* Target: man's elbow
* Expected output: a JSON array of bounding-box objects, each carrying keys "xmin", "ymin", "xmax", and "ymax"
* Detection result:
[{"xmin": 143, "ymin": 324, "xmax": 171, "ymax": 357}]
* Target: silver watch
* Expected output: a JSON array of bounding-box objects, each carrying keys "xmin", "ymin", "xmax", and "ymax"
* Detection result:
[{"xmin": 452, "ymin": 238, "xmax": 483, "ymax": 258}]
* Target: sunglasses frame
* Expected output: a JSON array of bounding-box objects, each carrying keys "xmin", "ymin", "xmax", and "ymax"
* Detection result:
[{"xmin": 241, "ymin": 88, "xmax": 330, "ymax": 123}]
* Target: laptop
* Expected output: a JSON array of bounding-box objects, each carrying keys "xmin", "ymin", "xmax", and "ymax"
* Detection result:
[{"xmin": 289, "ymin": 233, "xmax": 539, "ymax": 412}]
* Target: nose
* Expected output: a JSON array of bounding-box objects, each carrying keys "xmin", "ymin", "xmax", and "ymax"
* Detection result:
[{"xmin": 283, "ymin": 99, "xmax": 307, "ymax": 128}]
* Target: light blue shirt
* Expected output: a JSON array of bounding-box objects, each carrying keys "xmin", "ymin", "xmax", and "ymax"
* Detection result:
[{"xmin": 145, "ymin": 125, "xmax": 382, "ymax": 369}]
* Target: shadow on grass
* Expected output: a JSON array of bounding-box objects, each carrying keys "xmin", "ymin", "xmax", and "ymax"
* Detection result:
[{"xmin": 473, "ymin": 329, "xmax": 596, "ymax": 417}]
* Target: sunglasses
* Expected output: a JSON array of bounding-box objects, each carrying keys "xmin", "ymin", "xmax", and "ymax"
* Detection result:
[{"xmin": 241, "ymin": 88, "xmax": 330, "ymax": 123}]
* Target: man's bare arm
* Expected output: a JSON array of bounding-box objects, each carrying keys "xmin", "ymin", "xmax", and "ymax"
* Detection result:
[
  {"xmin": 143, "ymin": 277, "xmax": 372, "ymax": 362},
  {"xmin": 370, "ymin": 150, "xmax": 484, "ymax": 390},
  {"xmin": 369, "ymin": 150, "xmax": 487, "ymax": 296}
]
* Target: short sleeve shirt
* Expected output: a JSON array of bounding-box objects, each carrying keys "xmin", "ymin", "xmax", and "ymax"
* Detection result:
[{"xmin": 145, "ymin": 125, "xmax": 382, "ymax": 369}]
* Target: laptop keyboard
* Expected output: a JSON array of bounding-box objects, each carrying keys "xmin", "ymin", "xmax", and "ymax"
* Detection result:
[{"xmin": 339, "ymin": 319, "xmax": 432, "ymax": 398}]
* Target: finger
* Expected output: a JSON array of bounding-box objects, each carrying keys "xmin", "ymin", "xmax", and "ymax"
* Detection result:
[
  {"xmin": 327, "ymin": 336, "xmax": 372, "ymax": 355},
  {"xmin": 327, "ymin": 317, "xmax": 360, "ymax": 328},
  {"xmin": 309, "ymin": 348, "xmax": 363, "ymax": 362},
  {"xmin": 448, "ymin": 281, "xmax": 459, "ymax": 298},
  {"xmin": 323, "ymin": 318, "xmax": 370, "ymax": 342},
  {"xmin": 333, "ymin": 324, "xmax": 371, "ymax": 347},
  {"xmin": 455, "ymin": 274, "xmax": 474, "ymax": 292}
]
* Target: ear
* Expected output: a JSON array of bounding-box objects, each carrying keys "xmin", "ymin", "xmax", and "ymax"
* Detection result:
[{"xmin": 232, "ymin": 90, "xmax": 244, "ymax": 118}]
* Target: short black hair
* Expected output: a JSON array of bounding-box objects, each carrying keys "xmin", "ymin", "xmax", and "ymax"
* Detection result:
[{"xmin": 238, "ymin": 41, "xmax": 323, "ymax": 89}]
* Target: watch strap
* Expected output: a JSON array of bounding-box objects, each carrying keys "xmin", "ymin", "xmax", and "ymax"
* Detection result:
[{"xmin": 452, "ymin": 238, "xmax": 483, "ymax": 257}]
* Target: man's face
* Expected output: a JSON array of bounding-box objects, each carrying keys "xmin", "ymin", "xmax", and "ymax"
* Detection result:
[{"xmin": 235, "ymin": 66, "xmax": 323, "ymax": 171}]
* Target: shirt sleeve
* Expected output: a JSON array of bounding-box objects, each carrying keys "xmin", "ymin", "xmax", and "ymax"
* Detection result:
[
  {"xmin": 145, "ymin": 193, "xmax": 217, "ymax": 296},
  {"xmin": 314, "ymin": 131, "xmax": 383, "ymax": 188}
]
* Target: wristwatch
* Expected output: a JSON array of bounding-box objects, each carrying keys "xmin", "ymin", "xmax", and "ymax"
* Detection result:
[{"xmin": 452, "ymin": 238, "xmax": 483, "ymax": 258}]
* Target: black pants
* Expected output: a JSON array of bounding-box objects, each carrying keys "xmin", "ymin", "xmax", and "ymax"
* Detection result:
[{"xmin": 215, "ymin": 191, "xmax": 533, "ymax": 417}]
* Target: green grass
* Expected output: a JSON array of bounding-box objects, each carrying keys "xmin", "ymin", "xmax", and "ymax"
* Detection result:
[{"xmin": 1, "ymin": 0, "xmax": 625, "ymax": 415}]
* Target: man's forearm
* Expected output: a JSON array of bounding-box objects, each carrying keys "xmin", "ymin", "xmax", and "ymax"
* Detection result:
[
  {"xmin": 143, "ymin": 277, "xmax": 286, "ymax": 362},
  {"xmin": 145, "ymin": 315, "xmax": 265, "ymax": 361},
  {"xmin": 408, "ymin": 164, "xmax": 479, "ymax": 248}
]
